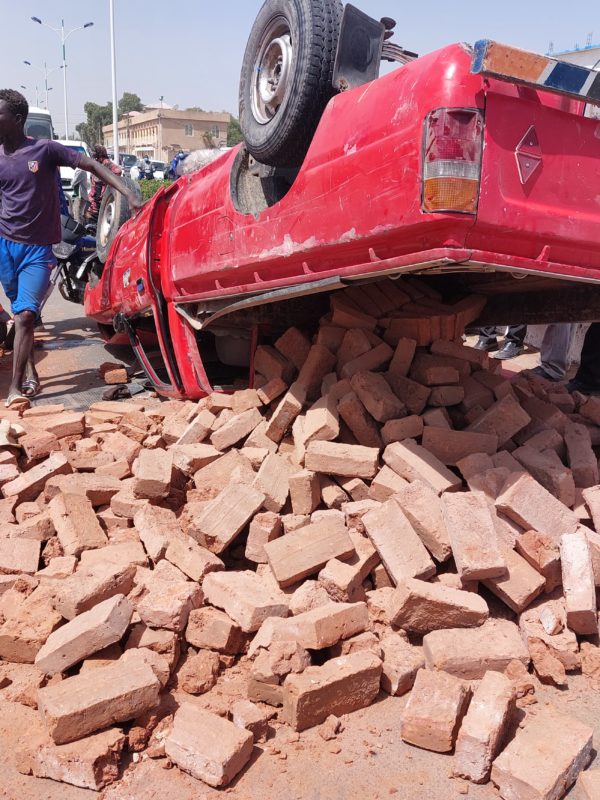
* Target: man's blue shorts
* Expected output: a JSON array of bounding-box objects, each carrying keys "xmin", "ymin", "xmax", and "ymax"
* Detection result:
[{"xmin": 0, "ymin": 236, "xmax": 56, "ymax": 315}]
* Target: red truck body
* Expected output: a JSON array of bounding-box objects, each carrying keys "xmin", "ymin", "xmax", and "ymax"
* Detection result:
[{"xmin": 84, "ymin": 42, "xmax": 600, "ymax": 398}]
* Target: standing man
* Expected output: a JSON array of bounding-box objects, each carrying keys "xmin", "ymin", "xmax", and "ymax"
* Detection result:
[{"xmin": 0, "ymin": 89, "xmax": 142, "ymax": 407}]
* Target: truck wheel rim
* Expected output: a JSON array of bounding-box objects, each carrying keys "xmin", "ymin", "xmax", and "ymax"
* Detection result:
[
  {"xmin": 99, "ymin": 197, "xmax": 115, "ymax": 247},
  {"xmin": 251, "ymin": 17, "xmax": 293, "ymax": 125}
]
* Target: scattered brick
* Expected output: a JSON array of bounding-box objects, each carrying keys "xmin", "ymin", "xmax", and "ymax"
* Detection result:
[
  {"xmin": 442, "ymin": 493, "xmax": 507, "ymax": 580},
  {"xmin": 394, "ymin": 480, "xmax": 452, "ymax": 562},
  {"xmin": 48, "ymin": 492, "xmax": 107, "ymax": 557},
  {"xmin": 191, "ymin": 483, "xmax": 265, "ymax": 553},
  {"xmin": 203, "ymin": 570, "xmax": 289, "ymax": 632},
  {"xmin": 132, "ymin": 448, "xmax": 173, "ymax": 499},
  {"xmin": 388, "ymin": 578, "xmax": 489, "ymax": 632},
  {"xmin": 421, "ymin": 427, "xmax": 498, "ymax": 466},
  {"xmin": 560, "ymin": 531, "xmax": 597, "ymax": 634},
  {"xmin": 383, "ymin": 439, "xmax": 462, "ymax": 494},
  {"xmin": 496, "ymin": 472, "xmax": 579, "ymax": 541}
]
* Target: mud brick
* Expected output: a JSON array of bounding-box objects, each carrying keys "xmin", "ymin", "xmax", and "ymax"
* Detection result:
[
  {"xmin": 175, "ymin": 409, "xmax": 215, "ymax": 445},
  {"xmin": 132, "ymin": 448, "xmax": 173, "ymax": 500},
  {"xmin": 343, "ymin": 499, "xmax": 380, "ymax": 532},
  {"xmin": 250, "ymin": 601, "xmax": 367, "ymax": 655},
  {"xmin": 48, "ymin": 492, "xmax": 107, "ymax": 557},
  {"xmin": 340, "ymin": 342, "xmax": 393, "ymax": 379},
  {"xmin": 578, "ymin": 770, "xmax": 600, "ymax": 799},
  {"xmin": 443, "ymin": 493, "xmax": 506, "ymax": 580},
  {"xmin": 35, "ymin": 594, "xmax": 132, "ymax": 675},
  {"xmin": 131, "ymin": 505, "xmax": 176, "ymax": 561},
  {"xmin": 231, "ymin": 699, "xmax": 269, "ymax": 743},
  {"xmin": 409, "ymin": 353, "xmax": 459, "ymax": 387},
  {"xmin": 244, "ymin": 511, "xmax": 281, "ymax": 563},
  {"xmin": 337, "ymin": 391, "xmax": 382, "ymax": 448},
  {"xmin": 2, "ymin": 451, "xmax": 71, "ymax": 502},
  {"xmin": 586, "ymin": 529, "xmax": 600, "ymax": 586},
  {"xmin": 289, "ymin": 470, "xmax": 321, "ymax": 515},
  {"xmin": 491, "ymin": 706, "xmax": 592, "ymax": 800},
  {"xmin": 482, "ymin": 546, "xmax": 545, "ymax": 613},
  {"xmin": 186, "ymin": 607, "xmax": 246, "ymax": 655},
  {"xmin": 521, "ymin": 394, "xmax": 569, "ymax": 434},
  {"xmin": 193, "ymin": 449, "xmax": 256, "ymax": 499},
  {"xmin": 264, "ymin": 516, "xmax": 354, "ymax": 587},
  {"xmin": 369, "ymin": 465, "xmax": 409, "ymax": 501},
  {"xmin": 455, "ymin": 453, "xmax": 493, "ymax": 481},
  {"xmin": 428, "ymin": 385, "xmax": 465, "ymax": 407},
  {"xmin": 166, "ymin": 535, "xmax": 224, "ymax": 582},
  {"xmin": 524, "ymin": 429, "xmax": 565, "ymax": 458},
  {"xmin": 388, "ymin": 337, "xmax": 417, "ymax": 377},
  {"xmin": 389, "ymin": 578, "xmax": 488, "ymax": 632},
  {"xmin": 254, "ymin": 345, "xmax": 295, "ymax": 384},
  {"xmin": 240, "ymin": 446, "xmax": 269, "ymax": 469},
  {"xmin": 137, "ymin": 579, "xmax": 203, "ymax": 632},
  {"xmin": 519, "ymin": 595, "xmax": 579, "ymax": 670},
  {"xmin": 431, "ymin": 338, "xmax": 489, "ymax": 369},
  {"xmin": 23, "ymin": 403, "xmax": 65, "ymax": 418},
  {"xmin": 53, "ymin": 563, "xmax": 136, "ymax": 620},
  {"xmin": 465, "ymin": 394, "xmax": 531, "ymax": 447},
  {"xmin": 305, "ymin": 440, "xmax": 379, "ymax": 479},
  {"xmin": 578, "ymin": 395, "xmax": 600, "ymax": 426},
  {"xmin": 393, "ymin": 480, "xmax": 451, "ymax": 562},
  {"xmin": 189, "ymin": 483, "xmax": 265, "ymax": 553},
  {"xmin": 45, "ymin": 473, "xmax": 122, "ymax": 507},
  {"xmin": 401, "ymin": 668, "xmax": 470, "ymax": 753},
  {"xmin": 472, "ymin": 369, "xmax": 513, "ymax": 400},
  {"xmin": 95, "ymin": 459, "xmax": 131, "ymax": 480},
  {"xmin": 98, "ymin": 431, "xmax": 141, "ymax": 465},
  {"xmin": 496, "ymin": 473, "xmax": 579, "ymax": 541},
  {"xmin": 296, "ymin": 344, "xmax": 336, "ymax": 400},
  {"xmin": 303, "ymin": 393, "xmax": 339, "ymax": 443},
  {"xmin": 67, "ymin": 451, "xmax": 115, "ymax": 472},
  {"xmin": 383, "ymin": 439, "xmax": 462, "ymax": 494},
  {"xmin": 253, "ymin": 453, "xmax": 293, "ymax": 512},
  {"xmin": 385, "ymin": 371, "xmax": 430, "ymax": 415},
  {"xmin": 29, "ymin": 412, "xmax": 84, "ymax": 439},
  {"xmin": 421, "ymin": 427, "xmax": 497, "ymax": 467},
  {"xmin": 38, "ymin": 659, "xmax": 160, "ymax": 745},
  {"xmin": 265, "ymin": 382, "xmax": 306, "ymax": 443},
  {"xmin": 564, "ymin": 422, "xmax": 599, "ymax": 488},
  {"xmin": 20, "ymin": 430, "xmax": 59, "ymax": 462},
  {"xmin": 423, "ymin": 619, "xmax": 529, "ymax": 679},
  {"xmin": 257, "ymin": 377, "xmax": 287, "ymax": 405},
  {"xmin": 339, "ymin": 477, "xmax": 370, "ymax": 502},
  {"xmin": 0, "ymin": 538, "xmax": 40, "ymax": 575},
  {"xmin": 247, "ymin": 678, "xmax": 284, "ymax": 706},
  {"xmin": 171, "ymin": 443, "xmax": 220, "ymax": 476},
  {"xmin": 209, "ymin": 407, "xmax": 261, "ymax": 451},
  {"xmin": 330, "ymin": 295, "xmax": 377, "ymax": 330},
  {"xmin": 317, "ymin": 476, "xmax": 346, "ymax": 508},
  {"xmin": 0, "ymin": 585, "xmax": 62, "ymax": 662},
  {"xmin": 379, "ymin": 633, "xmax": 424, "ymax": 695},
  {"xmin": 560, "ymin": 531, "xmax": 597, "ymax": 634},
  {"xmin": 457, "ymin": 375, "xmax": 495, "ymax": 412},
  {"xmin": 423, "ymin": 407, "xmax": 453, "ymax": 429},
  {"xmin": 512, "ymin": 445, "xmax": 575, "ymax": 507},
  {"xmin": 165, "ymin": 703, "xmax": 253, "ymax": 788},
  {"xmin": 274, "ymin": 326, "xmax": 311, "ymax": 371},
  {"xmin": 282, "ymin": 651, "xmax": 381, "ymax": 731},
  {"xmin": 203, "ymin": 570, "xmax": 289, "ymax": 632},
  {"xmin": 349, "ymin": 370, "xmax": 405, "ymax": 423},
  {"xmin": 380, "ymin": 415, "xmax": 423, "ymax": 446},
  {"xmin": 363, "ymin": 497, "xmax": 435, "ymax": 583},
  {"xmin": 99, "ymin": 361, "xmax": 128, "ymax": 384},
  {"xmin": 453, "ymin": 671, "xmax": 515, "ymax": 784},
  {"xmin": 583, "ymin": 485, "xmax": 600, "ymax": 533},
  {"xmin": 16, "ymin": 726, "xmax": 126, "ymax": 791},
  {"xmin": 383, "ymin": 314, "xmax": 432, "ymax": 346},
  {"xmin": 318, "ymin": 530, "xmax": 379, "ymax": 602}
]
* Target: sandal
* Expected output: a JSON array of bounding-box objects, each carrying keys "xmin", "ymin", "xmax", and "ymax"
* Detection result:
[
  {"xmin": 21, "ymin": 378, "xmax": 40, "ymax": 398},
  {"xmin": 5, "ymin": 393, "xmax": 30, "ymax": 409}
]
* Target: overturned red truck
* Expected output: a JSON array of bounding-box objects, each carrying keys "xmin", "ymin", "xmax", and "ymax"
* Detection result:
[{"xmin": 84, "ymin": 1, "xmax": 600, "ymax": 399}]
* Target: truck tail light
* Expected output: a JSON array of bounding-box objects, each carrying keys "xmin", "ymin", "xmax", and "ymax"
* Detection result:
[{"xmin": 422, "ymin": 108, "xmax": 484, "ymax": 214}]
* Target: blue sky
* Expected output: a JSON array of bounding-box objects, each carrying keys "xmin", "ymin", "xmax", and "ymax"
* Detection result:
[{"xmin": 1, "ymin": 0, "xmax": 598, "ymax": 137}]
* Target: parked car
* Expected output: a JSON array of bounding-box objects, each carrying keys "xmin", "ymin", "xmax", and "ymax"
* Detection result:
[
  {"xmin": 118, "ymin": 153, "xmax": 138, "ymax": 176},
  {"xmin": 152, "ymin": 161, "xmax": 166, "ymax": 180},
  {"xmin": 56, "ymin": 139, "xmax": 90, "ymax": 196},
  {"xmin": 25, "ymin": 107, "xmax": 54, "ymax": 140},
  {"xmin": 84, "ymin": 0, "xmax": 600, "ymax": 399}
]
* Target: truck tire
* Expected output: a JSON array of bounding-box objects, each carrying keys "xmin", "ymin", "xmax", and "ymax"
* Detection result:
[
  {"xmin": 96, "ymin": 177, "xmax": 142, "ymax": 264},
  {"xmin": 239, "ymin": 0, "xmax": 342, "ymax": 167}
]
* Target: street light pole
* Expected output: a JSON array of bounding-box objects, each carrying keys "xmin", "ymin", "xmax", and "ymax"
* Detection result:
[
  {"xmin": 109, "ymin": 0, "xmax": 119, "ymax": 162},
  {"xmin": 23, "ymin": 61, "xmax": 62, "ymax": 109},
  {"xmin": 31, "ymin": 16, "xmax": 94, "ymax": 138}
]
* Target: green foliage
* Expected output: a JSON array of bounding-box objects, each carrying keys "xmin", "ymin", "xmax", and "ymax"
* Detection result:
[
  {"xmin": 227, "ymin": 116, "xmax": 243, "ymax": 147},
  {"xmin": 139, "ymin": 179, "xmax": 173, "ymax": 201},
  {"xmin": 119, "ymin": 92, "xmax": 143, "ymax": 116},
  {"xmin": 76, "ymin": 92, "xmax": 143, "ymax": 148}
]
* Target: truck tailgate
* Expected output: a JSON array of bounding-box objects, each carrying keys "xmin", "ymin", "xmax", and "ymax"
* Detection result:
[{"xmin": 467, "ymin": 90, "xmax": 600, "ymax": 270}]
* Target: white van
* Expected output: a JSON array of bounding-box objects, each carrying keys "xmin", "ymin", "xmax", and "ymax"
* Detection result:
[
  {"xmin": 24, "ymin": 107, "xmax": 54, "ymax": 140},
  {"xmin": 56, "ymin": 140, "xmax": 90, "ymax": 196}
]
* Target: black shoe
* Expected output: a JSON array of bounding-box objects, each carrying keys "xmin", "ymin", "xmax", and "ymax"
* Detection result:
[
  {"xmin": 528, "ymin": 366, "xmax": 560, "ymax": 382},
  {"xmin": 492, "ymin": 341, "xmax": 524, "ymax": 360},
  {"xmin": 473, "ymin": 336, "xmax": 498, "ymax": 352},
  {"xmin": 565, "ymin": 378, "xmax": 600, "ymax": 395}
]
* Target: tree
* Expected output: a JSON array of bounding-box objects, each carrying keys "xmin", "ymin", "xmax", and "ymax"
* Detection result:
[
  {"xmin": 118, "ymin": 92, "xmax": 143, "ymax": 116},
  {"xmin": 227, "ymin": 116, "xmax": 243, "ymax": 147}
]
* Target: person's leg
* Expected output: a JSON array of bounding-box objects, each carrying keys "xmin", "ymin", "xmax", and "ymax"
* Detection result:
[
  {"xmin": 494, "ymin": 324, "xmax": 526, "ymax": 359},
  {"xmin": 569, "ymin": 322, "xmax": 600, "ymax": 390},
  {"xmin": 9, "ymin": 310, "xmax": 36, "ymax": 400},
  {"xmin": 474, "ymin": 326, "xmax": 498, "ymax": 351},
  {"xmin": 537, "ymin": 323, "xmax": 576, "ymax": 380}
]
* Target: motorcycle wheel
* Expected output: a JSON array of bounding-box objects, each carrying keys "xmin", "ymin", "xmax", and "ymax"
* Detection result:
[
  {"xmin": 239, "ymin": 0, "xmax": 342, "ymax": 167},
  {"xmin": 97, "ymin": 177, "xmax": 143, "ymax": 264}
]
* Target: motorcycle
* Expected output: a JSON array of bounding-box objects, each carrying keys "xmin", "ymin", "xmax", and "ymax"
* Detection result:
[{"xmin": 51, "ymin": 214, "xmax": 100, "ymax": 305}]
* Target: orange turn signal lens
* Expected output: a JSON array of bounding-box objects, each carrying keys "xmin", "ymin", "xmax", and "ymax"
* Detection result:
[{"xmin": 422, "ymin": 177, "xmax": 479, "ymax": 213}]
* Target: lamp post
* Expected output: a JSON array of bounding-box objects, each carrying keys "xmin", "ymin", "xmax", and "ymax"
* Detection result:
[
  {"xmin": 109, "ymin": 0, "xmax": 119, "ymax": 163},
  {"xmin": 23, "ymin": 60, "xmax": 62, "ymax": 109},
  {"xmin": 31, "ymin": 16, "xmax": 94, "ymax": 139}
]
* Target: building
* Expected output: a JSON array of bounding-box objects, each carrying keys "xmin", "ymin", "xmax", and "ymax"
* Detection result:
[
  {"xmin": 552, "ymin": 43, "xmax": 600, "ymax": 69},
  {"xmin": 103, "ymin": 108, "xmax": 231, "ymax": 163}
]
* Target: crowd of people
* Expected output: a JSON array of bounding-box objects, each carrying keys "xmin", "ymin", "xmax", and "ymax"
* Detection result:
[{"xmin": 0, "ymin": 85, "xmax": 598, "ymax": 408}]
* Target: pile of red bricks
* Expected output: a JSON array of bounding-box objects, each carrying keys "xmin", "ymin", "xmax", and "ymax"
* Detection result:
[{"xmin": 0, "ymin": 280, "xmax": 599, "ymax": 797}]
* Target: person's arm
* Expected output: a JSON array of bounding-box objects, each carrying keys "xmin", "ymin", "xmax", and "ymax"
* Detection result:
[{"xmin": 78, "ymin": 155, "xmax": 143, "ymax": 214}]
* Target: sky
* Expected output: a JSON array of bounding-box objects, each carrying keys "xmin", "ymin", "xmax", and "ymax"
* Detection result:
[{"xmin": 0, "ymin": 0, "xmax": 598, "ymax": 138}]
